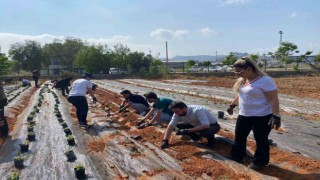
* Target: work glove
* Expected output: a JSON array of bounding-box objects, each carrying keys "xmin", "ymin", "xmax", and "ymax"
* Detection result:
[
  {"xmin": 138, "ymin": 122, "xmax": 151, "ymax": 129},
  {"xmin": 227, "ymin": 104, "xmax": 237, "ymax": 115},
  {"xmin": 269, "ymin": 115, "xmax": 281, "ymax": 129},
  {"xmin": 160, "ymin": 140, "xmax": 169, "ymax": 149},
  {"xmin": 92, "ymin": 97, "xmax": 97, "ymax": 103},
  {"xmin": 176, "ymin": 129, "xmax": 191, "ymax": 135},
  {"xmin": 135, "ymin": 119, "xmax": 145, "ymax": 127}
]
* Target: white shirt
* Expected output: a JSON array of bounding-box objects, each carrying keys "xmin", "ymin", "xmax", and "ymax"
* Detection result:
[
  {"xmin": 169, "ymin": 105, "xmax": 217, "ymax": 127},
  {"xmin": 238, "ymin": 75, "xmax": 277, "ymax": 116},
  {"xmin": 68, "ymin": 79, "xmax": 93, "ymax": 97}
]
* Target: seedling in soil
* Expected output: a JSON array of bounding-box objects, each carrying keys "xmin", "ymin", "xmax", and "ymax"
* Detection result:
[
  {"xmin": 61, "ymin": 122, "xmax": 68, "ymax": 128},
  {"xmin": 74, "ymin": 164, "xmax": 86, "ymax": 179},
  {"xmin": 57, "ymin": 117, "xmax": 64, "ymax": 122},
  {"xmin": 19, "ymin": 140, "xmax": 29, "ymax": 152},
  {"xmin": 13, "ymin": 153, "xmax": 24, "ymax": 168},
  {"xmin": 7, "ymin": 171, "xmax": 20, "ymax": 180},
  {"xmin": 64, "ymin": 128, "xmax": 72, "ymax": 135},
  {"xmin": 65, "ymin": 148, "xmax": 76, "ymax": 161},
  {"xmin": 55, "ymin": 112, "xmax": 62, "ymax": 118},
  {"xmin": 27, "ymin": 126, "xmax": 34, "ymax": 132},
  {"xmin": 66, "ymin": 135, "xmax": 75, "ymax": 146},
  {"xmin": 27, "ymin": 115, "xmax": 34, "ymax": 121},
  {"xmin": 27, "ymin": 131, "xmax": 36, "ymax": 141}
]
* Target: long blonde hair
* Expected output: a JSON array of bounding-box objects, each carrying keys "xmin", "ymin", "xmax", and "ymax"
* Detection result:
[{"xmin": 233, "ymin": 57, "xmax": 267, "ymax": 92}]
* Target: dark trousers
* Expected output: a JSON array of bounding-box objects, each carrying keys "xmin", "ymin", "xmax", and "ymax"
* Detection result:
[
  {"xmin": 231, "ymin": 114, "xmax": 272, "ymax": 166},
  {"xmin": 33, "ymin": 77, "xmax": 39, "ymax": 87},
  {"xmin": 0, "ymin": 99, "xmax": 9, "ymax": 136},
  {"xmin": 67, "ymin": 96, "xmax": 88, "ymax": 125},
  {"xmin": 177, "ymin": 123, "xmax": 220, "ymax": 142},
  {"xmin": 61, "ymin": 86, "xmax": 70, "ymax": 96}
]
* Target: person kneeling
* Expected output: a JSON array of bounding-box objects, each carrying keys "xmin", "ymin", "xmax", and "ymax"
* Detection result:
[{"xmin": 161, "ymin": 101, "xmax": 220, "ymax": 149}]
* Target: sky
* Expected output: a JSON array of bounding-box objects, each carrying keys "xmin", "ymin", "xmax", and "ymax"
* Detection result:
[{"xmin": 0, "ymin": 0, "xmax": 319, "ymax": 58}]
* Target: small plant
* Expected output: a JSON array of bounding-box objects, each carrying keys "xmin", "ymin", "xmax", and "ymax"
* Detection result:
[
  {"xmin": 7, "ymin": 171, "xmax": 20, "ymax": 180},
  {"xmin": 29, "ymin": 121, "xmax": 36, "ymax": 126},
  {"xmin": 19, "ymin": 140, "xmax": 29, "ymax": 152},
  {"xmin": 60, "ymin": 122, "xmax": 68, "ymax": 128},
  {"xmin": 27, "ymin": 126, "xmax": 34, "ymax": 132},
  {"xmin": 13, "ymin": 153, "xmax": 24, "ymax": 168},
  {"xmin": 74, "ymin": 164, "xmax": 86, "ymax": 179},
  {"xmin": 64, "ymin": 128, "xmax": 72, "ymax": 135},
  {"xmin": 27, "ymin": 115, "xmax": 34, "ymax": 121},
  {"xmin": 27, "ymin": 131, "xmax": 36, "ymax": 141},
  {"xmin": 65, "ymin": 148, "xmax": 76, "ymax": 161},
  {"xmin": 66, "ymin": 135, "xmax": 75, "ymax": 146}
]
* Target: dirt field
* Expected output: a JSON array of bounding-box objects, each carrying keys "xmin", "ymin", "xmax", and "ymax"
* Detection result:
[{"xmin": 0, "ymin": 75, "xmax": 319, "ymax": 179}]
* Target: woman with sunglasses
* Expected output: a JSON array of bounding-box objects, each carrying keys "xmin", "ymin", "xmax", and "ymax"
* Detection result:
[{"xmin": 227, "ymin": 57, "xmax": 281, "ymax": 170}]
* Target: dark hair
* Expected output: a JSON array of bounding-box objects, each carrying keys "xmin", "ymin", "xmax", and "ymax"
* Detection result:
[
  {"xmin": 233, "ymin": 57, "xmax": 256, "ymax": 71},
  {"xmin": 143, "ymin": 92, "xmax": 157, "ymax": 99},
  {"xmin": 169, "ymin": 101, "xmax": 187, "ymax": 109},
  {"xmin": 120, "ymin": 90, "xmax": 131, "ymax": 95}
]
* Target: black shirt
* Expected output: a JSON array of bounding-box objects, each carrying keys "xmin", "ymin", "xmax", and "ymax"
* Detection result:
[{"xmin": 127, "ymin": 94, "xmax": 149, "ymax": 107}]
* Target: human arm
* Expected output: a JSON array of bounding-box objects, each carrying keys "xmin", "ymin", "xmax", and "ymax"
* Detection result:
[
  {"xmin": 161, "ymin": 125, "xmax": 175, "ymax": 149},
  {"xmin": 148, "ymin": 109, "xmax": 162, "ymax": 124},
  {"xmin": 265, "ymin": 89, "xmax": 281, "ymax": 129}
]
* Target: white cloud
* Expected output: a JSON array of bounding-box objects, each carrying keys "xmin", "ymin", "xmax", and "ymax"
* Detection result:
[
  {"xmin": 220, "ymin": 0, "xmax": 251, "ymax": 6},
  {"xmin": 288, "ymin": 12, "xmax": 297, "ymax": 18},
  {"xmin": 199, "ymin": 27, "xmax": 218, "ymax": 36},
  {"xmin": 175, "ymin": 30, "xmax": 190, "ymax": 39},
  {"xmin": 150, "ymin": 28, "xmax": 190, "ymax": 40}
]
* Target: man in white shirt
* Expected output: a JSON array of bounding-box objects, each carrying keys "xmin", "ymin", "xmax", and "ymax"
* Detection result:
[
  {"xmin": 67, "ymin": 73, "xmax": 96, "ymax": 127},
  {"xmin": 161, "ymin": 101, "xmax": 220, "ymax": 149}
]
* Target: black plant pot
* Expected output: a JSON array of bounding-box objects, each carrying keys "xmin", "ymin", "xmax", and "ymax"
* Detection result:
[
  {"xmin": 27, "ymin": 116, "xmax": 33, "ymax": 121},
  {"xmin": 57, "ymin": 117, "xmax": 64, "ymax": 122},
  {"xmin": 74, "ymin": 168, "xmax": 85, "ymax": 179},
  {"xmin": 67, "ymin": 139, "xmax": 75, "ymax": 146},
  {"xmin": 14, "ymin": 159, "xmax": 24, "ymax": 168},
  {"xmin": 27, "ymin": 126, "xmax": 34, "ymax": 132},
  {"xmin": 28, "ymin": 134, "xmax": 36, "ymax": 141},
  {"xmin": 56, "ymin": 113, "xmax": 62, "ymax": 118},
  {"xmin": 65, "ymin": 151, "xmax": 76, "ymax": 161},
  {"xmin": 61, "ymin": 123, "xmax": 68, "ymax": 128},
  {"xmin": 64, "ymin": 128, "xmax": 72, "ymax": 135},
  {"xmin": 29, "ymin": 121, "xmax": 36, "ymax": 126},
  {"xmin": 19, "ymin": 144, "xmax": 29, "ymax": 152}
]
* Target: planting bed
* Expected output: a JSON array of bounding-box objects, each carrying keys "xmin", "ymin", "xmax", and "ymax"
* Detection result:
[{"xmin": 0, "ymin": 75, "xmax": 319, "ymax": 179}]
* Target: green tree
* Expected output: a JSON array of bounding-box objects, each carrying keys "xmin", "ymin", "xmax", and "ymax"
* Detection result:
[
  {"xmin": 298, "ymin": 51, "xmax": 320, "ymax": 71},
  {"xmin": 9, "ymin": 40, "xmax": 46, "ymax": 72},
  {"xmin": 250, "ymin": 54, "xmax": 259, "ymax": 62},
  {"xmin": 112, "ymin": 43, "xmax": 130, "ymax": 70},
  {"xmin": 223, "ymin": 52, "xmax": 238, "ymax": 65},
  {"xmin": 0, "ymin": 52, "xmax": 11, "ymax": 75},
  {"xmin": 275, "ymin": 42, "xmax": 299, "ymax": 70},
  {"xmin": 127, "ymin": 52, "xmax": 152, "ymax": 74},
  {"xmin": 75, "ymin": 45, "xmax": 111, "ymax": 73},
  {"xmin": 203, "ymin": 61, "xmax": 211, "ymax": 72},
  {"xmin": 62, "ymin": 37, "xmax": 86, "ymax": 70},
  {"xmin": 186, "ymin": 59, "xmax": 196, "ymax": 68}
]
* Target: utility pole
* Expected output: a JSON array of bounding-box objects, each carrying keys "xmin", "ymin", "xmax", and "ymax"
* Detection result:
[
  {"xmin": 165, "ymin": 41, "xmax": 168, "ymax": 67},
  {"xmin": 263, "ymin": 53, "xmax": 267, "ymax": 71},
  {"xmin": 279, "ymin": 30, "xmax": 283, "ymax": 47},
  {"xmin": 215, "ymin": 51, "xmax": 218, "ymax": 62}
]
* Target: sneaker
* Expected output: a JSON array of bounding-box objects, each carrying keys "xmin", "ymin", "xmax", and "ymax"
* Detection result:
[
  {"xmin": 248, "ymin": 163, "xmax": 265, "ymax": 170},
  {"xmin": 226, "ymin": 155, "xmax": 244, "ymax": 163}
]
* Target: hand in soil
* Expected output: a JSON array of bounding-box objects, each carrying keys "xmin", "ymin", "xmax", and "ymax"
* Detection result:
[{"xmin": 160, "ymin": 140, "xmax": 169, "ymax": 149}]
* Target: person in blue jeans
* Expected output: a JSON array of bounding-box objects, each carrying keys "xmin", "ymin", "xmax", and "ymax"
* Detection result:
[
  {"xmin": 138, "ymin": 92, "xmax": 173, "ymax": 128},
  {"xmin": 227, "ymin": 57, "xmax": 281, "ymax": 170},
  {"xmin": 67, "ymin": 73, "xmax": 96, "ymax": 127}
]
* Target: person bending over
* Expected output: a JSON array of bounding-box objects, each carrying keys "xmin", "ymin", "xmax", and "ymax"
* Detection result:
[{"xmin": 119, "ymin": 90, "xmax": 149, "ymax": 115}]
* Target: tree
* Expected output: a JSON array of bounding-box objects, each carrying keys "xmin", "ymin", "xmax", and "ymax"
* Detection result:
[
  {"xmin": 223, "ymin": 52, "xmax": 238, "ymax": 65},
  {"xmin": 186, "ymin": 59, "xmax": 196, "ymax": 68},
  {"xmin": 0, "ymin": 53, "xmax": 10, "ymax": 75},
  {"xmin": 298, "ymin": 51, "xmax": 320, "ymax": 71},
  {"xmin": 75, "ymin": 45, "xmax": 111, "ymax": 73},
  {"xmin": 275, "ymin": 42, "xmax": 299, "ymax": 70},
  {"xmin": 250, "ymin": 54, "xmax": 259, "ymax": 62},
  {"xmin": 127, "ymin": 52, "xmax": 152, "ymax": 74},
  {"xmin": 61, "ymin": 37, "xmax": 86, "ymax": 70},
  {"xmin": 9, "ymin": 40, "xmax": 46, "ymax": 72},
  {"xmin": 203, "ymin": 61, "xmax": 211, "ymax": 72},
  {"xmin": 112, "ymin": 43, "xmax": 130, "ymax": 70}
]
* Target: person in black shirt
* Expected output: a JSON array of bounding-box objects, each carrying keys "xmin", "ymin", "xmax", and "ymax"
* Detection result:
[
  {"xmin": 32, "ymin": 70, "xmax": 40, "ymax": 88},
  {"xmin": 119, "ymin": 90, "xmax": 149, "ymax": 115},
  {"xmin": 54, "ymin": 77, "xmax": 73, "ymax": 96}
]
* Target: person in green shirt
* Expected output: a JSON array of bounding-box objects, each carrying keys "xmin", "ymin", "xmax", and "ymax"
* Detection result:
[{"xmin": 137, "ymin": 92, "xmax": 173, "ymax": 128}]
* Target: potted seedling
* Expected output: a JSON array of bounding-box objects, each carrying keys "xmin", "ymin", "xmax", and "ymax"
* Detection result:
[
  {"xmin": 60, "ymin": 122, "xmax": 68, "ymax": 128},
  {"xmin": 66, "ymin": 134, "xmax": 75, "ymax": 146},
  {"xmin": 27, "ymin": 125, "xmax": 34, "ymax": 132},
  {"xmin": 55, "ymin": 112, "xmax": 62, "ymax": 118},
  {"xmin": 64, "ymin": 128, "xmax": 72, "ymax": 135},
  {"xmin": 57, "ymin": 117, "xmax": 64, "ymax": 122},
  {"xmin": 7, "ymin": 171, "xmax": 20, "ymax": 180},
  {"xmin": 27, "ymin": 131, "xmax": 36, "ymax": 141},
  {"xmin": 27, "ymin": 115, "xmax": 34, "ymax": 121},
  {"xmin": 29, "ymin": 121, "xmax": 36, "ymax": 126},
  {"xmin": 74, "ymin": 164, "xmax": 86, "ymax": 179},
  {"xmin": 64, "ymin": 148, "xmax": 76, "ymax": 161},
  {"xmin": 13, "ymin": 153, "xmax": 24, "ymax": 168},
  {"xmin": 19, "ymin": 140, "xmax": 29, "ymax": 152}
]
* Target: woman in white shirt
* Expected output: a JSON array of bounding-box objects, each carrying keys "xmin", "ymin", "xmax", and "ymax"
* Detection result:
[{"xmin": 227, "ymin": 57, "xmax": 281, "ymax": 170}]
